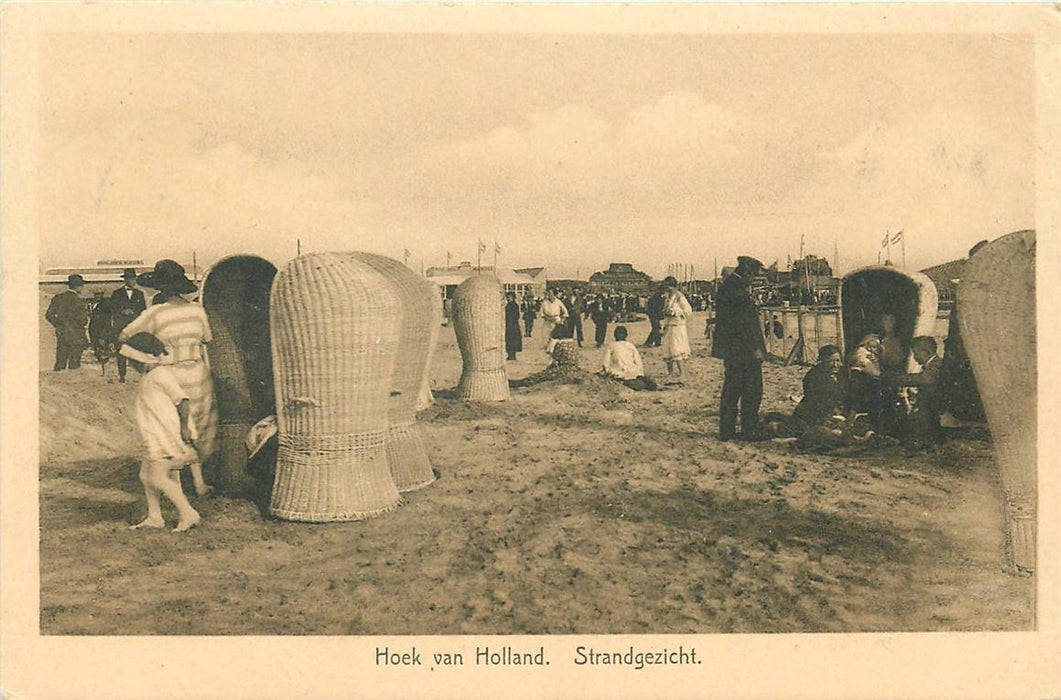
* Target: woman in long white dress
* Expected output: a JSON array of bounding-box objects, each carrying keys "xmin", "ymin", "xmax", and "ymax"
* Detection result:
[
  {"xmin": 660, "ymin": 276, "xmax": 693, "ymax": 382},
  {"xmin": 120, "ymin": 260, "xmax": 217, "ymax": 497}
]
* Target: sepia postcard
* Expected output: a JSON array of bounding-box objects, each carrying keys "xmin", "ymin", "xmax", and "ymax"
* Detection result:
[{"xmin": 2, "ymin": 3, "xmax": 1059, "ymax": 699}]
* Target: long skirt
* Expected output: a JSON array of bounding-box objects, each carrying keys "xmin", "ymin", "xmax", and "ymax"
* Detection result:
[
  {"xmin": 169, "ymin": 359, "xmax": 219, "ymax": 459},
  {"xmin": 661, "ymin": 322, "xmax": 690, "ymax": 361}
]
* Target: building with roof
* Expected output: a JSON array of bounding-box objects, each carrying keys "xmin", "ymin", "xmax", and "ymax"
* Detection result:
[
  {"xmin": 920, "ymin": 258, "xmax": 966, "ymax": 305},
  {"xmin": 588, "ymin": 263, "xmax": 654, "ymax": 295},
  {"xmin": 425, "ymin": 262, "xmax": 546, "ymax": 300}
]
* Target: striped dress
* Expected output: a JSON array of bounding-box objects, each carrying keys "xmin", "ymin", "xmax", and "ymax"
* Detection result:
[{"xmin": 122, "ymin": 300, "xmax": 219, "ymax": 458}]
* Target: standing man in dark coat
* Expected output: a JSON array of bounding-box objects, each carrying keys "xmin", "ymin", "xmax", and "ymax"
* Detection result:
[
  {"xmin": 644, "ymin": 285, "xmax": 666, "ymax": 347},
  {"xmin": 109, "ymin": 268, "xmax": 147, "ymax": 382},
  {"xmin": 566, "ymin": 292, "xmax": 585, "ymax": 347},
  {"xmin": 588, "ymin": 294, "xmax": 613, "ymax": 348},
  {"xmin": 45, "ymin": 273, "xmax": 90, "ymax": 371},
  {"xmin": 521, "ymin": 294, "xmax": 537, "ymax": 338},
  {"xmin": 712, "ymin": 256, "xmax": 767, "ymax": 441},
  {"xmin": 505, "ymin": 292, "xmax": 523, "ymax": 361}
]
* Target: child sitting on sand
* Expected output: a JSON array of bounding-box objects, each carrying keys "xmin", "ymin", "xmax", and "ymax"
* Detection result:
[
  {"xmin": 601, "ymin": 326, "xmax": 657, "ymax": 391},
  {"xmin": 121, "ymin": 332, "xmax": 202, "ymax": 532}
]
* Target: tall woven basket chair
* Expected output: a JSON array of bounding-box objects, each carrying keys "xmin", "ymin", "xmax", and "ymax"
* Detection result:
[
  {"xmin": 453, "ymin": 275, "xmax": 510, "ymax": 401},
  {"xmin": 269, "ymin": 252, "xmax": 402, "ymax": 521},
  {"xmin": 351, "ymin": 253, "xmax": 435, "ymax": 493},
  {"xmin": 416, "ymin": 281, "xmax": 443, "ymax": 411},
  {"xmin": 957, "ymin": 229, "xmax": 1037, "ymax": 572},
  {"xmin": 201, "ymin": 255, "xmax": 278, "ymax": 495}
]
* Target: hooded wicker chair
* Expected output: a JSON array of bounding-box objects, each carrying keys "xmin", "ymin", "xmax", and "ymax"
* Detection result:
[
  {"xmin": 453, "ymin": 275, "xmax": 510, "ymax": 401},
  {"xmin": 268, "ymin": 252, "xmax": 402, "ymax": 521},
  {"xmin": 351, "ymin": 253, "xmax": 435, "ymax": 492},
  {"xmin": 839, "ymin": 266, "xmax": 938, "ymax": 370},
  {"xmin": 957, "ymin": 230, "xmax": 1037, "ymax": 572},
  {"xmin": 201, "ymin": 255, "xmax": 278, "ymax": 495},
  {"xmin": 416, "ymin": 280, "xmax": 443, "ymax": 411}
]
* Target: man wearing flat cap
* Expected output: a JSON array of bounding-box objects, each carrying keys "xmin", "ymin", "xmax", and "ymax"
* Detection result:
[
  {"xmin": 712, "ymin": 256, "xmax": 767, "ymax": 441},
  {"xmin": 110, "ymin": 268, "xmax": 147, "ymax": 382},
  {"xmin": 45, "ymin": 274, "xmax": 90, "ymax": 371}
]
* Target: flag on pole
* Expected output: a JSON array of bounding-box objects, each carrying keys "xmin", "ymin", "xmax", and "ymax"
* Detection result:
[
  {"xmin": 881, "ymin": 232, "xmax": 890, "ymax": 248},
  {"xmin": 478, "ymin": 239, "xmax": 486, "ymax": 253},
  {"xmin": 446, "ymin": 251, "xmax": 452, "ymax": 265},
  {"xmin": 891, "ymin": 230, "xmax": 904, "ymax": 244},
  {"xmin": 404, "ymin": 248, "xmax": 411, "ymax": 258},
  {"xmin": 495, "ymin": 242, "xmax": 502, "ymax": 254}
]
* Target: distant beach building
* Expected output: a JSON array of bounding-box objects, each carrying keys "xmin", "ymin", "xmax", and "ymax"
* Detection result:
[
  {"xmin": 425, "ymin": 262, "xmax": 546, "ymax": 300},
  {"xmin": 588, "ymin": 263, "xmax": 654, "ymax": 294},
  {"xmin": 39, "ymin": 259, "xmax": 199, "ymax": 302},
  {"xmin": 920, "ymin": 258, "xmax": 966, "ymax": 306}
]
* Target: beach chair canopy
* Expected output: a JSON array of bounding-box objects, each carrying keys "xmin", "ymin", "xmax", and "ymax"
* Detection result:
[
  {"xmin": 839, "ymin": 266, "xmax": 938, "ymax": 360},
  {"xmin": 202, "ymin": 254, "xmax": 279, "ymax": 422}
]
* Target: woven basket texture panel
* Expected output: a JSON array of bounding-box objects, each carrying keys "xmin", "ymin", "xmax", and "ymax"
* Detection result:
[
  {"xmin": 957, "ymin": 229, "xmax": 1036, "ymax": 570},
  {"xmin": 268, "ymin": 252, "xmax": 402, "ymax": 521},
  {"xmin": 350, "ymin": 252, "xmax": 435, "ymax": 492},
  {"xmin": 201, "ymin": 255, "xmax": 278, "ymax": 424},
  {"xmin": 453, "ymin": 275, "xmax": 510, "ymax": 401}
]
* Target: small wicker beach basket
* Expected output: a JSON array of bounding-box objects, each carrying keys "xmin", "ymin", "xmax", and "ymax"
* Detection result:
[
  {"xmin": 416, "ymin": 281, "xmax": 443, "ymax": 411},
  {"xmin": 957, "ymin": 229, "xmax": 1037, "ymax": 572},
  {"xmin": 269, "ymin": 252, "xmax": 402, "ymax": 521},
  {"xmin": 453, "ymin": 275, "xmax": 510, "ymax": 401},
  {"xmin": 351, "ymin": 253, "xmax": 436, "ymax": 492},
  {"xmin": 201, "ymin": 255, "xmax": 278, "ymax": 494}
]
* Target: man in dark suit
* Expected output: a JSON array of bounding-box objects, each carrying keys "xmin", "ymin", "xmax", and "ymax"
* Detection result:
[
  {"xmin": 643, "ymin": 286, "xmax": 666, "ymax": 347},
  {"xmin": 109, "ymin": 268, "xmax": 147, "ymax": 382},
  {"xmin": 712, "ymin": 256, "xmax": 766, "ymax": 441},
  {"xmin": 45, "ymin": 274, "xmax": 90, "ymax": 371}
]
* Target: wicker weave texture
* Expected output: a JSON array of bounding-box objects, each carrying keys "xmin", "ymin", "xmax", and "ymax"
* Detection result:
[
  {"xmin": 416, "ymin": 281, "xmax": 444, "ymax": 411},
  {"xmin": 350, "ymin": 252, "xmax": 435, "ymax": 492},
  {"xmin": 201, "ymin": 255, "xmax": 278, "ymax": 424},
  {"xmin": 453, "ymin": 275, "xmax": 510, "ymax": 401},
  {"xmin": 957, "ymin": 229, "xmax": 1036, "ymax": 571},
  {"xmin": 268, "ymin": 252, "xmax": 402, "ymax": 521}
]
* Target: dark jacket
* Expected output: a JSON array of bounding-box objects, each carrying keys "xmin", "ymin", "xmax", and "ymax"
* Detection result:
[
  {"xmin": 505, "ymin": 300, "xmax": 523, "ymax": 354},
  {"xmin": 793, "ymin": 363, "xmax": 846, "ymax": 426},
  {"xmin": 711, "ymin": 273, "xmax": 765, "ymax": 360},
  {"xmin": 646, "ymin": 291, "xmax": 665, "ymax": 320},
  {"xmin": 45, "ymin": 290, "xmax": 89, "ymax": 340},
  {"xmin": 109, "ymin": 285, "xmax": 147, "ymax": 330}
]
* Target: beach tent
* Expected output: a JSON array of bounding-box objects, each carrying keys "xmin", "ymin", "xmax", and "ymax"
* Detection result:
[
  {"xmin": 839, "ymin": 266, "xmax": 938, "ymax": 369},
  {"xmin": 201, "ymin": 254, "xmax": 278, "ymax": 494}
]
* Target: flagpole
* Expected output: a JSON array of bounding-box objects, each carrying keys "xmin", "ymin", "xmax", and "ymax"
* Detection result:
[
  {"xmin": 885, "ymin": 230, "xmax": 891, "ymax": 264},
  {"xmin": 477, "ymin": 240, "xmax": 481, "ymax": 273},
  {"xmin": 901, "ymin": 233, "xmax": 906, "ymax": 269}
]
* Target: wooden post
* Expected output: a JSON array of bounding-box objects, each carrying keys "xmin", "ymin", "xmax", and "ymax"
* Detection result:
[
  {"xmin": 781, "ymin": 307, "xmax": 788, "ymax": 358},
  {"xmin": 814, "ymin": 310, "xmax": 822, "ymax": 360}
]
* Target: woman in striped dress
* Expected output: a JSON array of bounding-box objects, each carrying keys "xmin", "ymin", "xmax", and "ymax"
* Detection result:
[{"xmin": 120, "ymin": 260, "xmax": 217, "ymax": 496}]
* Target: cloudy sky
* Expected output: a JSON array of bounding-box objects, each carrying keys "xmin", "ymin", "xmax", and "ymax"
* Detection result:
[{"xmin": 39, "ymin": 33, "xmax": 1034, "ymax": 278}]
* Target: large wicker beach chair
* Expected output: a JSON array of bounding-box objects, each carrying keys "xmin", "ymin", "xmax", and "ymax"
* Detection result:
[
  {"xmin": 839, "ymin": 266, "xmax": 939, "ymax": 369},
  {"xmin": 351, "ymin": 252, "xmax": 436, "ymax": 492},
  {"xmin": 268, "ymin": 253, "xmax": 402, "ymax": 521},
  {"xmin": 957, "ymin": 230, "xmax": 1037, "ymax": 572},
  {"xmin": 201, "ymin": 255, "xmax": 278, "ymax": 495},
  {"xmin": 453, "ymin": 275, "xmax": 510, "ymax": 401}
]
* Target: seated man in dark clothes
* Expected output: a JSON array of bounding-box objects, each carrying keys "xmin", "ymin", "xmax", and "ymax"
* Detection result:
[
  {"xmin": 761, "ymin": 345, "xmax": 847, "ymax": 438},
  {"xmin": 792, "ymin": 344, "xmax": 847, "ymax": 429},
  {"xmin": 894, "ymin": 335, "xmax": 944, "ymax": 446}
]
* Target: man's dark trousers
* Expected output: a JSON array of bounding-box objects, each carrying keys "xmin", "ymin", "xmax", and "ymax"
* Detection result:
[
  {"xmin": 644, "ymin": 317, "xmax": 662, "ymax": 346},
  {"xmin": 719, "ymin": 355, "xmax": 763, "ymax": 440},
  {"xmin": 54, "ymin": 335, "xmax": 83, "ymax": 370}
]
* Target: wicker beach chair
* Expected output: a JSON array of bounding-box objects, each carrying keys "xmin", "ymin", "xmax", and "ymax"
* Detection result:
[
  {"xmin": 957, "ymin": 230, "xmax": 1037, "ymax": 572},
  {"xmin": 839, "ymin": 265, "xmax": 939, "ymax": 369},
  {"xmin": 201, "ymin": 255, "xmax": 278, "ymax": 495},
  {"xmin": 453, "ymin": 275, "xmax": 510, "ymax": 401},
  {"xmin": 351, "ymin": 253, "xmax": 436, "ymax": 493},
  {"xmin": 416, "ymin": 281, "xmax": 444, "ymax": 411},
  {"xmin": 269, "ymin": 252, "xmax": 402, "ymax": 521}
]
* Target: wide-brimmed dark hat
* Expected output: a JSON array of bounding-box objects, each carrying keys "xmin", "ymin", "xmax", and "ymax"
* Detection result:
[
  {"xmin": 121, "ymin": 267, "xmax": 138, "ymax": 280},
  {"xmin": 67, "ymin": 273, "xmax": 86, "ymax": 287},
  {"xmin": 737, "ymin": 255, "xmax": 764, "ymax": 270},
  {"xmin": 137, "ymin": 259, "xmax": 197, "ymax": 294}
]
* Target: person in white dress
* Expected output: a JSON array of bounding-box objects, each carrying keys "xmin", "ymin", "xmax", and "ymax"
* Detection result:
[
  {"xmin": 660, "ymin": 276, "xmax": 693, "ymax": 382},
  {"xmin": 538, "ymin": 289, "xmax": 569, "ymax": 351}
]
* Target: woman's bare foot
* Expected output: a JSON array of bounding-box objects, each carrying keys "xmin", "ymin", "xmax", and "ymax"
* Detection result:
[
  {"xmin": 173, "ymin": 513, "xmax": 201, "ymax": 533},
  {"xmin": 130, "ymin": 517, "xmax": 165, "ymax": 530}
]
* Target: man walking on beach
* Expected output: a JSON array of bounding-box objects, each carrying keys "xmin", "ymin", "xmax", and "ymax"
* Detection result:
[
  {"xmin": 644, "ymin": 285, "xmax": 665, "ymax": 347},
  {"xmin": 712, "ymin": 256, "xmax": 766, "ymax": 441},
  {"xmin": 110, "ymin": 268, "xmax": 147, "ymax": 382},
  {"xmin": 45, "ymin": 273, "xmax": 90, "ymax": 371}
]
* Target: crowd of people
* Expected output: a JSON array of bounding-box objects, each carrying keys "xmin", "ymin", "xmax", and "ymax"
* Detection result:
[{"xmin": 44, "ymin": 253, "xmax": 985, "ymax": 532}]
